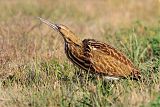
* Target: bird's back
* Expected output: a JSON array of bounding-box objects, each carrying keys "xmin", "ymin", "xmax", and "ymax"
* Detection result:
[{"xmin": 82, "ymin": 39, "xmax": 140, "ymax": 79}]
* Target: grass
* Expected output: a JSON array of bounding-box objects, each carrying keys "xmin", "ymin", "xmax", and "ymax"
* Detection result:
[{"xmin": 0, "ymin": 0, "xmax": 160, "ymax": 107}]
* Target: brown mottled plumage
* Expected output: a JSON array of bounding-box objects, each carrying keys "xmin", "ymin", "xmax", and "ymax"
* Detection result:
[{"xmin": 38, "ymin": 17, "xmax": 141, "ymax": 80}]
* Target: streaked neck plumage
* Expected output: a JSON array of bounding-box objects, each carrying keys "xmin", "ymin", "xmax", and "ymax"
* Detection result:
[{"xmin": 38, "ymin": 17, "xmax": 90, "ymax": 71}]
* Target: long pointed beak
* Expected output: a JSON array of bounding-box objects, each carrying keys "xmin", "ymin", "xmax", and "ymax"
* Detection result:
[{"xmin": 38, "ymin": 17, "xmax": 59, "ymax": 31}]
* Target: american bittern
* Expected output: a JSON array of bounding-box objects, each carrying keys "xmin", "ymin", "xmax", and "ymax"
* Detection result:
[{"xmin": 38, "ymin": 17, "xmax": 141, "ymax": 80}]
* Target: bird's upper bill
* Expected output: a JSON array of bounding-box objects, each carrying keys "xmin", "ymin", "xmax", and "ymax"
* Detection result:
[{"xmin": 38, "ymin": 17, "xmax": 60, "ymax": 31}]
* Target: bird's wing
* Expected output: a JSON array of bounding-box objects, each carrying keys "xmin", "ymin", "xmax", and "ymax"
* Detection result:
[{"xmin": 82, "ymin": 39, "xmax": 137, "ymax": 77}]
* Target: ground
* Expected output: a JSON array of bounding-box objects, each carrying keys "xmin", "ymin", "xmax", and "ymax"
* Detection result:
[{"xmin": 0, "ymin": 0, "xmax": 160, "ymax": 107}]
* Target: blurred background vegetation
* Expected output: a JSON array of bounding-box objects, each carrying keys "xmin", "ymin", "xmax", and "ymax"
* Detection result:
[{"xmin": 0, "ymin": 0, "xmax": 160, "ymax": 107}]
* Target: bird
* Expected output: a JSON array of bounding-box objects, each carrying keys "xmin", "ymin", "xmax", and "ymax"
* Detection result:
[{"xmin": 38, "ymin": 17, "xmax": 141, "ymax": 80}]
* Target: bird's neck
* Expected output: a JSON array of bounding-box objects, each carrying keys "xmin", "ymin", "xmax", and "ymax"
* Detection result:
[
  {"xmin": 65, "ymin": 42, "xmax": 82, "ymax": 52},
  {"xmin": 64, "ymin": 41, "xmax": 84, "ymax": 62}
]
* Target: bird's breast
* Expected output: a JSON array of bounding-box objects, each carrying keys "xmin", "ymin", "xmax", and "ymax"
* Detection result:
[{"xmin": 64, "ymin": 43, "xmax": 92, "ymax": 71}]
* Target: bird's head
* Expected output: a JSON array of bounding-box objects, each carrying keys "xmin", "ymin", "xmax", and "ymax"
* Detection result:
[{"xmin": 38, "ymin": 17, "xmax": 82, "ymax": 46}]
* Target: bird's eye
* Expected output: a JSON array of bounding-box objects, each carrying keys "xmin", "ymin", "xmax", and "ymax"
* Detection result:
[{"xmin": 55, "ymin": 24, "xmax": 61, "ymax": 30}]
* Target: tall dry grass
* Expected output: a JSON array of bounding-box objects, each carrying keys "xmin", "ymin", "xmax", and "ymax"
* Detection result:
[{"xmin": 0, "ymin": 0, "xmax": 160, "ymax": 107}]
